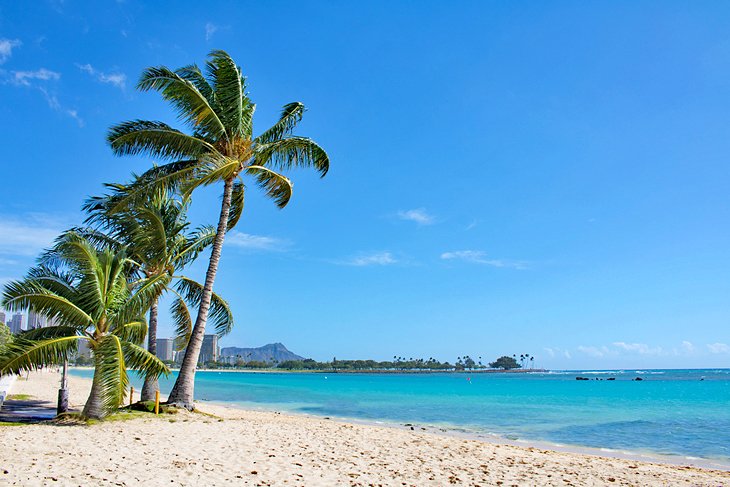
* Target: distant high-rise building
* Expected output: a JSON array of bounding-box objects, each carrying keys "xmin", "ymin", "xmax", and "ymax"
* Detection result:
[
  {"xmin": 156, "ymin": 338, "xmax": 175, "ymax": 362},
  {"xmin": 8, "ymin": 313, "xmax": 24, "ymax": 334},
  {"xmin": 199, "ymin": 335, "xmax": 219, "ymax": 364},
  {"xmin": 27, "ymin": 311, "xmax": 47, "ymax": 330},
  {"xmin": 75, "ymin": 340, "xmax": 92, "ymax": 360}
]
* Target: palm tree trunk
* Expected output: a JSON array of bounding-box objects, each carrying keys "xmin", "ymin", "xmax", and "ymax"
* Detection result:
[
  {"xmin": 167, "ymin": 178, "xmax": 234, "ymax": 409},
  {"xmin": 82, "ymin": 355, "xmax": 106, "ymax": 420},
  {"xmin": 141, "ymin": 298, "xmax": 159, "ymax": 402}
]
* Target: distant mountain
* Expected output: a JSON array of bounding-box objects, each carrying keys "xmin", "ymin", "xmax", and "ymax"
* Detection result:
[{"xmin": 220, "ymin": 343, "xmax": 304, "ymax": 363}]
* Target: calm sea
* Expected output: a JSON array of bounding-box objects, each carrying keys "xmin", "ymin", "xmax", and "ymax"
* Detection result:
[{"xmin": 71, "ymin": 368, "xmax": 730, "ymax": 465}]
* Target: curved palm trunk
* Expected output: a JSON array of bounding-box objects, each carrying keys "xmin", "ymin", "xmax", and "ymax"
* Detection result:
[
  {"xmin": 141, "ymin": 299, "xmax": 159, "ymax": 402},
  {"xmin": 82, "ymin": 353, "xmax": 106, "ymax": 420},
  {"xmin": 167, "ymin": 178, "xmax": 234, "ymax": 409}
]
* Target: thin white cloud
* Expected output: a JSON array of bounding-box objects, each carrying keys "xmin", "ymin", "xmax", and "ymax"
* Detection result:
[
  {"xmin": 612, "ymin": 342, "xmax": 663, "ymax": 356},
  {"xmin": 38, "ymin": 88, "xmax": 83, "ymax": 127},
  {"xmin": 440, "ymin": 250, "xmax": 527, "ymax": 269},
  {"xmin": 577, "ymin": 345, "xmax": 611, "ymax": 358},
  {"xmin": 0, "ymin": 38, "xmax": 21, "ymax": 64},
  {"xmin": 226, "ymin": 231, "xmax": 290, "ymax": 251},
  {"xmin": 339, "ymin": 251, "xmax": 397, "ymax": 267},
  {"xmin": 12, "ymin": 68, "xmax": 60, "ymax": 86},
  {"xmin": 544, "ymin": 347, "xmax": 572, "ymax": 360},
  {"xmin": 76, "ymin": 63, "xmax": 126, "ymax": 90},
  {"xmin": 396, "ymin": 208, "xmax": 435, "ymax": 225},
  {"xmin": 0, "ymin": 214, "xmax": 66, "ymax": 257},
  {"xmin": 465, "ymin": 219, "xmax": 479, "ymax": 231},
  {"xmin": 205, "ymin": 22, "xmax": 218, "ymax": 41},
  {"xmin": 681, "ymin": 341, "xmax": 695, "ymax": 353},
  {"xmin": 707, "ymin": 343, "xmax": 730, "ymax": 354}
]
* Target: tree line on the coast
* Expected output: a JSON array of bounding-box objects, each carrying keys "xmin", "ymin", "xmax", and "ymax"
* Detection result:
[
  {"xmin": 170, "ymin": 354, "xmax": 535, "ymax": 371},
  {"xmin": 0, "ymin": 50, "xmax": 329, "ymax": 420}
]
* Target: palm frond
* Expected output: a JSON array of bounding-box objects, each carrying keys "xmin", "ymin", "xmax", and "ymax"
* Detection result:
[
  {"xmin": 175, "ymin": 277, "xmax": 234, "ymax": 337},
  {"xmin": 254, "ymin": 136, "xmax": 329, "ymax": 177},
  {"xmin": 121, "ymin": 340, "xmax": 169, "ymax": 378},
  {"xmin": 207, "ymin": 50, "xmax": 249, "ymax": 137},
  {"xmin": 113, "ymin": 320, "xmax": 148, "ymax": 346},
  {"xmin": 2, "ymin": 279, "xmax": 93, "ymax": 328},
  {"xmin": 170, "ymin": 296, "xmax": 192, "ymax": 351},
  {"xmin": 93, "ymin": 334, "xmax": 129, "ymax": 413},
  {"xmin": 137, "ymin": 66, "xmax": 226, "ymax": 139},
  {"xmin": 108, "ymin": 120, "xmax": 217, "ymax": 161},
  {"xmin": 106, "ymin": 160, "xmax": 199, "ymax": 213},
  {"xmin": 256, "ymin": 102, "xmax": 306, "ymax": 144},
  {"xmin": 245, "ymin": 165, "xmax": 293, "ymax": 208},
  {"xmin": 175, "ymin": 225, "xmax": 216, "ymax": 268},
  {"xmin": 180, "ymin": 154, "xmax": 240, "ymax": 199},
  {"xmin": 0, "ymin": 335, "xmax": 83, "ymax": 375},
  {"xmin": 227, "ymin": 179, "xmax": 245, "ymax": 230}
]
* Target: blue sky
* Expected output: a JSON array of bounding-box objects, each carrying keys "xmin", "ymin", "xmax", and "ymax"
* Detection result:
[{"xmin": 0, "ymin": 1, "xmax": 729, "ymax": 369}]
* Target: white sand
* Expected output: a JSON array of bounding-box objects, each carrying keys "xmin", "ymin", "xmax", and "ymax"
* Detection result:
[{"xmin": 1, "ymin": 370, "xmax": 729, "ymax": 486}]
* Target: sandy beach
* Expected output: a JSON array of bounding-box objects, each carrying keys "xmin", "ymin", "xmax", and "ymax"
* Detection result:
[{"xmin": 1, "ymin": 371, "xmax": 729, "ymax": 486}]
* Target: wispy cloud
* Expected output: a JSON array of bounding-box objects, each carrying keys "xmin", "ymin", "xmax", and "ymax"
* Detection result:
[
  {"xmin": 612, "ymin": 341, "xmax": 664, "ymax": 356},
  {"xmin": 38, "ymin": 87, "xmax": 83, "ymax": 127},
  {"xmin": 3, "ymin": 67, "xmax": 81, "ymax": 126},
  {"xmin": 76, "ymin": 63, "xmax": 126, "ymax": 90},
  {"xmin": 681, "ymin": 341, "xmax": 695, "ymax": 353},
  {"xmin": 0, "ymin": 214, "xmax": 67, "ymax": 257},
  {"xmin": 205, "ymin": 22, "xmax": 218, "ymax": 41},
  {"xmin": 544, "ymin": 347, "xmax": 572, "ymax": 359},
  {"xmin": 226, "ymin": 231, "xmax": 291, "ymax": 252},
  {"xmin": 707, "ymin": 343, "xmax": 730, "ymax": 354},
  {"xmin": 440, "ymin": 250, "xmax": 527, "ymax": 269},
  {"xmin": 396, "ymin": 208, "xmax": 435, "ymax": 226},
  {"xmin": 577, "ymin": 345, "xmax": 612, "ymax": 358},
  {"xmin": 12, "ymin": 68, "xmax": 60, "ymax": 86},
  {"xmin": 337, "ymin": 251, "xmax": 397, "ymax": 267},
  {"xmin": 0, "ymin": 38, "xmax": 21, "ymax": 64}
]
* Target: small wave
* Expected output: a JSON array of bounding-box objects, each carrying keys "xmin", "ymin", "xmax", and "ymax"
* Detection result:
[{"xmin": 577, "ymin": 371, "xmax": 624, "ymax": 375}]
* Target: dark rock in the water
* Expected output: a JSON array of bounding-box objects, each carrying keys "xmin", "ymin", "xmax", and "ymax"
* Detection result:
[
  {"xmin": 576, "ymin": 377, "xmax": 590, "ymax": 381},
  {"xmin": 607, "ymin": 377, "xmax": 616, "ymax": 381},
  {"xmin": 634, "ymin": 377, "xmax": 643, "ymax": 381}
]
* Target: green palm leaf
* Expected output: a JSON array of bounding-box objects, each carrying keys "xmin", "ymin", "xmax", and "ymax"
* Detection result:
[
  {"xmin": 256, "ymin": 102, "xmax": 306, "ymax": 144},
  {"xmin": 245, "ymin": 165, "xmax": 293, "ymax": 208},
  {"xmin": 254, "ymin": 136, "xmax": 329, "ymax": 177},
  {"xmin": 0, "ymin": 335, "xmax": 84, "ymax": 375},
  {"xmin": 138, "ymin": 66, "xmax": 227, "ymax": 140}
]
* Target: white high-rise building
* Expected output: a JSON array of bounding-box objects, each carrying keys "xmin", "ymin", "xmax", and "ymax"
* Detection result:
[
  {"xmin": 8, "ymin": 313, "xmax": 24, "ymax": 334},
  {"xmin": 156, "ymin": 338, "xmax": 175, "ymax": 362},
  {"xmin": 27, "ymin": 311, "xmax": 47, "ymax": 330}
]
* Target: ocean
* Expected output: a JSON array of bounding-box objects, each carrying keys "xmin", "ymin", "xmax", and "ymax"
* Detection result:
[{"xmin": 71, "ymin": 368, "xmax": 730, "ymax": 465}]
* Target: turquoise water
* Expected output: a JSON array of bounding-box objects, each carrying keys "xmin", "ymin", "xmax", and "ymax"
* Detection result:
[{"xmin": 71, "ymin": 368, "xmax": 730, "ymax": 463}]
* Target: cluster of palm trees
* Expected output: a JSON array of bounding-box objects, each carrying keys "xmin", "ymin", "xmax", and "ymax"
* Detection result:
[{"xmin": 0, "ymin": 50, "xmax": 329, "ymax": 420}]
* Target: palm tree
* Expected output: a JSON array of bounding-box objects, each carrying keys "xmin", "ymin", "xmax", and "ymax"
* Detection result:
[
  {"xmin": 107, "ymin": 50, "xmax": 329, "ymax": 408},
  {"xmin": 0, "ymin": 235, "xmax": 168, "ymax": 419},
  {"xmin": 77, "ymin": 185, "xmax": 234, "ymax": 401}
]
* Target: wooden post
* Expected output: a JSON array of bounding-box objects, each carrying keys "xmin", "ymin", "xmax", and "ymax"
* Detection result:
[
  {"xmin": 129, "ymin": 386, "xmax": 134, "ymax": 407},
  {"xmin": 154, "ymin": 390, "xmax": 160, "ymax": 415}
]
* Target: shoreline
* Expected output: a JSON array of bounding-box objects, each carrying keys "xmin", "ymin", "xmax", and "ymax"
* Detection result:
[
  {"xmin": 71, "ymin": 367, "xmax": 730, "ymax": 471},
  {"xmin": 206, "ymin": 398, "xmax": 730, "ymax": 473},
  {"xmin": 3, "ymin": 370, "xmax": 730, "ymax": 486}
]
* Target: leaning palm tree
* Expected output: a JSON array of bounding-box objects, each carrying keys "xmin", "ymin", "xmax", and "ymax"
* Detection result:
[
  {"xmin": 74, "ymin": 185, "xmax": 233, "ymax": 401},
  {"xmin": 0, "ymin": 235, "xmax": 169, "ymax": 419},
  {"xmin": 107, "ymin": 50, "xmax": 329, "ymax": 408}
]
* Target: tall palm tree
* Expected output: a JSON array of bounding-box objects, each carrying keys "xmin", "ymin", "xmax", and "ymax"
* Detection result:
[
  {"xmin": 78, "ymin": 185, "xmax": 234, "ymax": 401},
  {"xmin": 0, "ymin": 235, "xmax": 168, "ymax": 419},
  {"xmin": 107, "ymin": 50, "xmax": 329, "ymax": 408}
]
